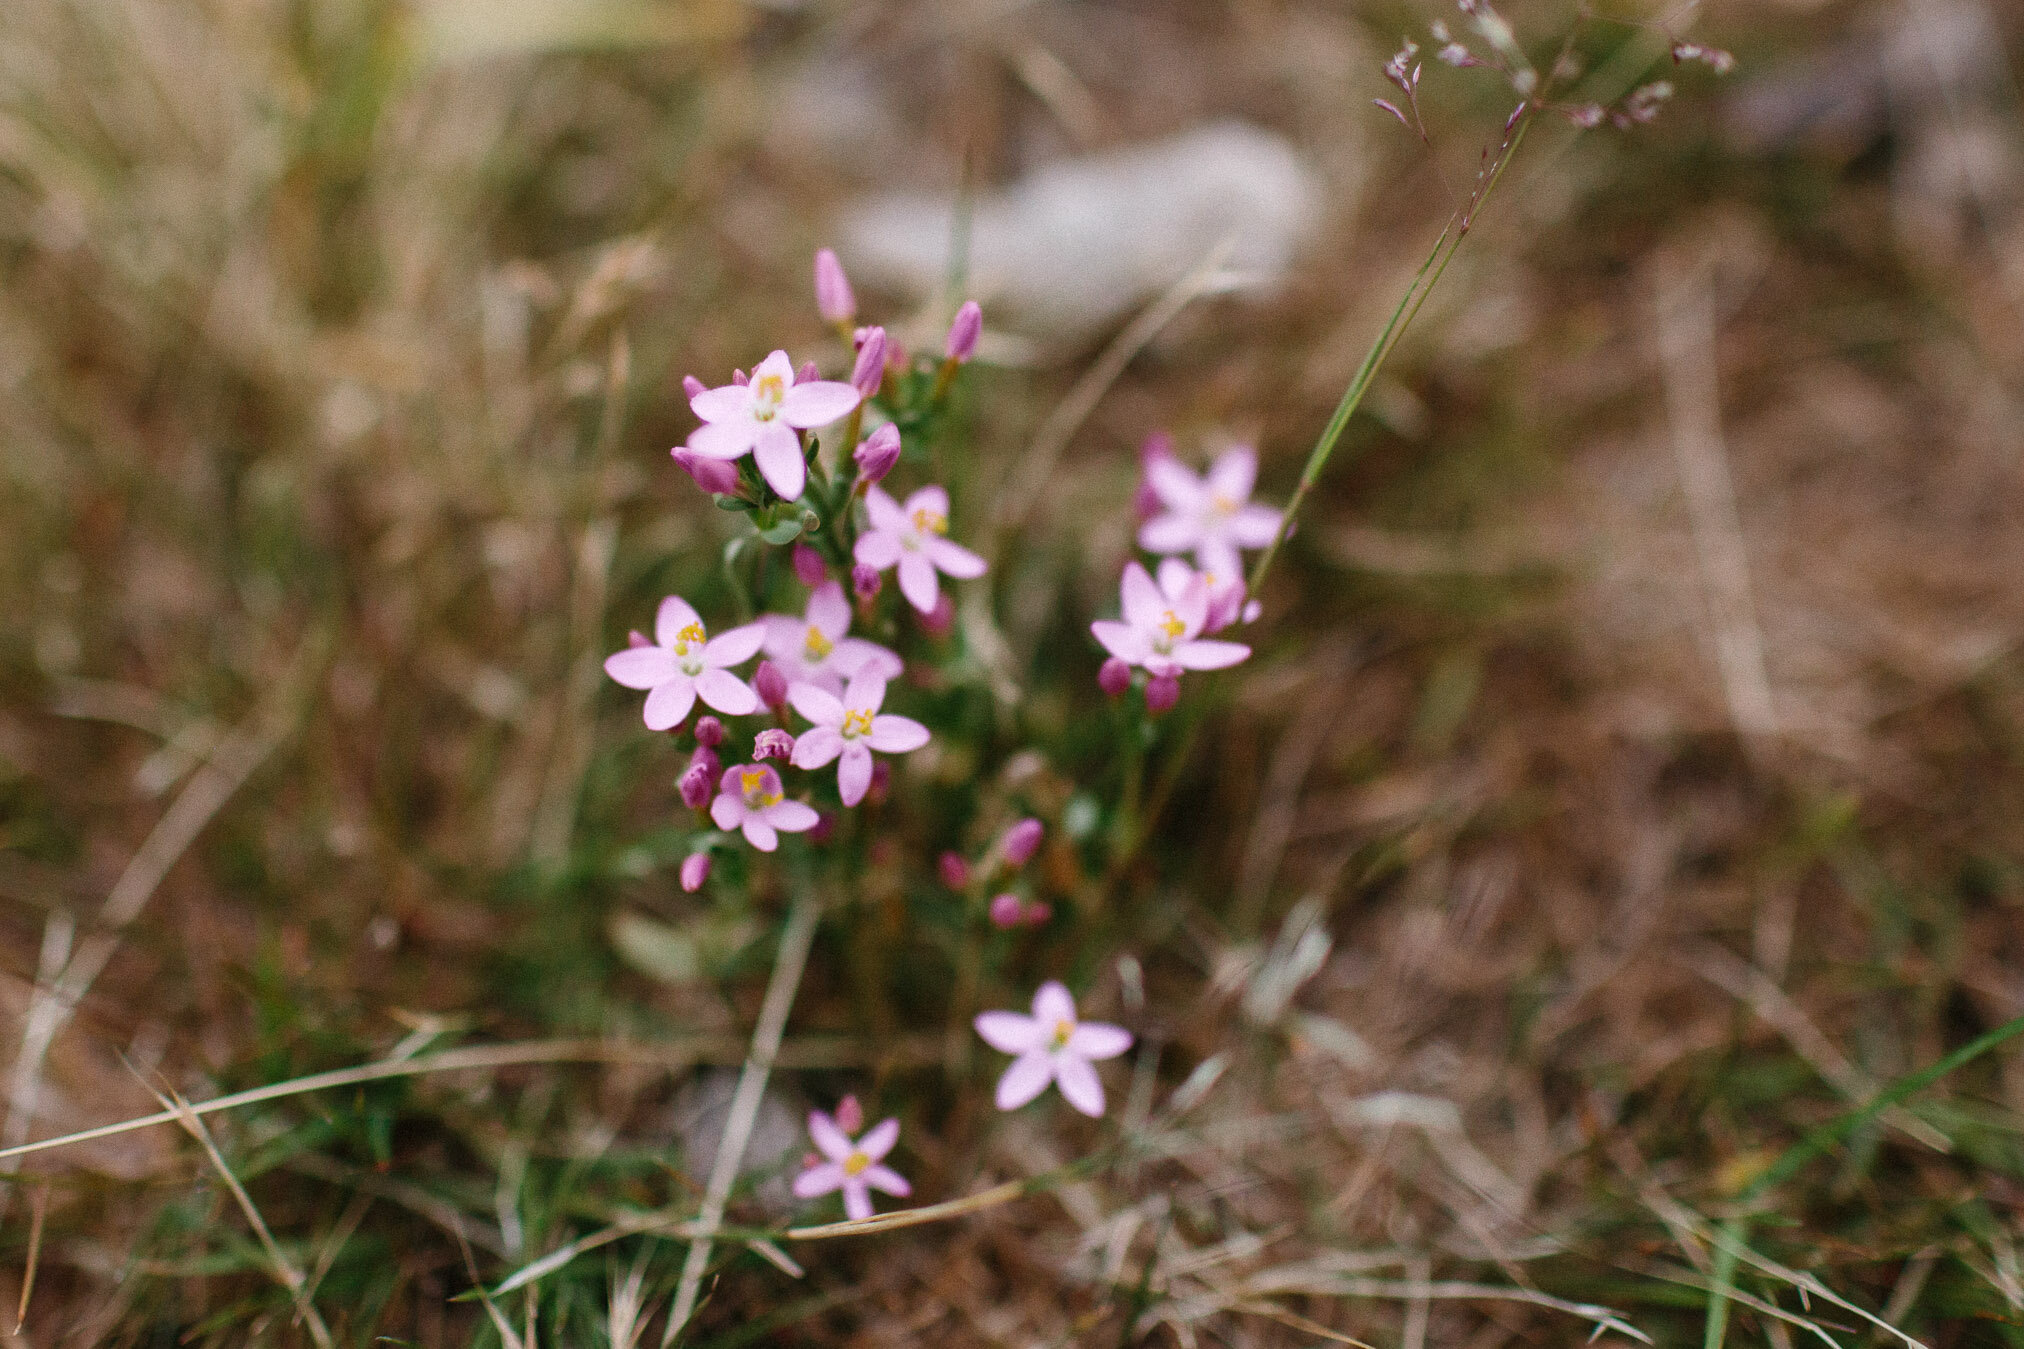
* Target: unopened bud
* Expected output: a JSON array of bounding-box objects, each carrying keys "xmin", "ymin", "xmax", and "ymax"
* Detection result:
[
  {"xmin": 867, "ymin": 760, "xmax": 891, "ymax": 803},
  {"xmin": 673, "ymin": 447, "xmax": 742, "ymax": 496},
  {"xmin": 694, "ymin": 715, "xmax": 725, "ymax": 748},
  {"xmin": 814, "ymin": 249, "xmax": 855, "ymax": 325},
  {"xmin": 679, "ymin": 851, "xmax": 711, "ymax": 892},
  {"xmin": 1000, "ymin": 818, "xmax": 1043, "ymax": 867},
  {"xmin": 921, "ymin": 594, "xmax": 955, "ymax": 637},
  {"xmin": 833, "ymin": 1093, "xmax": 864, "ymax": 1134},
  {"xmin": 627, "ymin": 629, "xmax": 651, "ymax": 648},
  {"xmin": 1098, "ymin": 657, "xmax": 1132, "ymax": 698},
  {"xmin": 988, "ymin": 893, "xmax": 1023, "ymax": 929},
  {"xmin": 792, "ymin": 543, "xmax": 827, "ymax": 586},
  {"xmin": 683, "ymin": 375, "xmax": 708, "ymax": 399},
  {"xmin": 754, "ymin": 660, "xmax": 789, "ymax": 712},
  {"xmin": 1020, "ymin": 899, "xmax": 1052, "ymax": 926},
  {"xmin": 732, "ymin": 368, "xmax": 749, "ymax": 386},
  {"xmin": 851, "ymin": 326, "xmax": 887, "ymax": 399},
  {"xmin": 1145, "ymin": 673, "xmax": 1180, "ymax": 716},
  {"xmin": 797, "ymin": 360, "xmax": 820, "ymax": 385},
  {"xmin": 853, "ymin": 423, "xmax": 901, "ymax": 486},
  {"xmin": 939, "ymin": 851, "xmax": 971, "ymax": 889},
  {"xmin": 944, "ymin": 301, "xmax": 982, "ymax": 362},
  {"xmin": 678, "ymin": 759, "xmax": 714, "ymax": 809},
  {"xmin": 754, "ymin": 728, "xmax": 795, "ymax": 761},
  {"xmin": 852, "ymin": 563, "xmax": 883, "ymax": 601}
]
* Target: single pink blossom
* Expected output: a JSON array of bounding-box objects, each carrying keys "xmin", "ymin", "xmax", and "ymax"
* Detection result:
[
  {"xmin": 792, "ymin": 1108, "xmax": 909, "ymax": 1221},
  {"xmin": 686, "ymin": 350, "xmax": 861, "ymax": 501},
  {"xmin": 760, "ymin": 581, "xmax": 903, "ymax": 698},
  {"xmin": 944, "ymin": 300, "xmax": 982, "ymax": 362},
  {"xmin": 853, "ymin": 423, "xmax": 901, "ymax": 486},
  {"xmin": 709, "ymin": 763, "xmax": 820, "ymax": 851},
  {"xmin": 854, "ymin": 485, "xmax": 987, "ymax": 614},
  {"xmin": 679, "ymin": 852, "xmax": 711, "ymax": 892},
  {"xmin": 673, "ymin": 447, "xmax": 742, "ymax": 496},
  {"xmin": 605, "ymin": 596, "xmax": 765, "ymax": 730},
  {"xmin": 1090, "ymin": 561, "xmax": 1249, "ymax": 679},
  {"xmin": 1157, "ymin": 557, "xmax": 1249, "ymax": 634},
  {"xmin": 1138, "ymin": 445, "xmax": 1283, "ymax": 580},
  {"xmin": 1000, "ymin": 818, "xmax": 1043, "ymax": 867},
  {"xmin": 973, "ymin": 981, "xmax": 1132, "ymax": 1117},
  {"xmin": 788, "ymin": 669, "xmax": 929, "ymax": 806},
  {"xmin": 814, "ymin": 249, "xmax": 855, "ymax": 325}
]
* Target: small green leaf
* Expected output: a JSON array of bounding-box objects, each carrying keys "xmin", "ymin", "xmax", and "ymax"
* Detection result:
[
  {"xmin": 714, "ymin": 494, "xmax": 754, "ymax": 512},
  {"xmin": 758, "ymin": 516, "xmax": 805, "ymax": 545}
]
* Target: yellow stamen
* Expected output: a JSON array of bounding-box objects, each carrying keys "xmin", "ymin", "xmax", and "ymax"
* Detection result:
[
  {"xmin": 1051, "ymin": 1018, "xmax": 1075, "ymax": 1049},
  {"xmin": 841, "ymin": 709, "xmax": 873, "ymax": 738},
  {"xmin": 739, "ymin": 768, "xmax": 767, "ymax": 793},
  {"xmin": 1211, "ymin": 491, "xmax": 1237, "ymax": 515},
  {"xmin": 1158, "ymin": 610, "xmax": 1186, "ymax": 640},
  {"xmin": 753, "ymin": 373, "xmax": 786, "ymax": 415},
  {"xmin": 674, "ymin": 621, "xmax": 706, "ymax": 653},
  {"xmin": 803, "ymin": 627, "xmax": 834, "ymax": 660},
  {"xmin": 910, "ymin": 508, "xmax": 948, "ymax": 536},
  {"xmin": 843, "ymin": 1151, "xmax": 870, "ymax": 1177}
]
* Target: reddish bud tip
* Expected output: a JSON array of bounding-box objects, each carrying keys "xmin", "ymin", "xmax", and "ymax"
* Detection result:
[
  {"xmin": 678, "ymin": 760, "xmax": 714, "ymax": 810},
  {"xmin": 1145, "ymin": 673, "xmax": 1181, "ymax": 716},
  {"xmin": 683, "ymin": 375, "xmax": 707, "ymax": 399},
  {"xmin": 673, "ymin": 447, "xmax": 742, "ymax": 496},
  {"xmin": 988, "ymin": 894, "xmax": 1023, "ymax": 929},
  {"xmin": 679, "ymin": 851, "xmax": 711, "ymax": 892},
  {"xmin": 938, "ymin": 851, "xmax": 971, "ymax": 889},
  {"xmin": 851, "ymin": 326, "xmax": 887, "ymax": 399},
  {"xmin": 754, "ymin": 728, "xmax": 795, "ymax": 761},
  {"xmin": 833, "ymin": 1093, "xmax": 864, "ymax": 1134},
  {"xmin": 852, "ymin": 563, "xmax": 883, "ymax": 601},
  {"xmin": 814, "ymin": 249, "xmax": 856, "ymax": 325},
  {"xmin": 792, "ymin": 542, "xmax": 827, "ymax": 587},
  {"xmin": 754, "ymin": 660, "xmax": 790, "ymax": 712},
  {"xmin": 921, "ymin": 594, "xmax": 955, "ymax": 638},
  {"xmin": 944, "ymin": 300, "xmax": 982, "ymax": 362},
  {"xmin": 797, "ymin": 360, "xmax": 820, "ymax": 385},
  {"xmin": 627, "ymin": 629, "xmax": 651, "ymax": 648},
  {"xmin": 1000, "ymin": 818, "xmax": 1043, "ymax": 867},
  {"xmin": 732, "ymin": 369, "xmax": 749, "ymax": 386},
  {"xmin": 694, "ymin": 715, "xmax": 725, "ymax": 749},
  {"xmin": 853, "ymin": 422, "xmax": 901, "ymax": 486},
  {"xmin": 867, "ymin": 759, "xmax": 892, "ymax": 803},
  {"xmin": 1098, "ymin": 657, "xmax": 1133, "ymax": 698}
]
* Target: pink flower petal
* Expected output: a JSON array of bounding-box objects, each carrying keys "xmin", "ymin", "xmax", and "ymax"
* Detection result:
[
  {"xmin": 842, "ymin": 668, "xmax": 887, "ymax": 715},
  {"xmin": 841, "ymin": 1178, "xmax": 873, "ymax": 1221},
  {"xmin": 926, "ymin": 537, "xmax": 987, "ymax": 579},
  {"xmin": 765, "ymin": 799, "xmax": 820, "ymax": 833},
  {"xmin": 703, "ymin": 622, "xmax": 766, "ymax": 668},
  {"xmin": 1118, "ymin": 562, "xmax": 1164, "ymax": 630},
  {"xmin": 806, "ymin": 581, "xmax": 851, "ymax": 637},
  {"xmin": 897, "ymin": 553, "xmax": 939, "ymax": 614},
  {"xmin": 790, "ymin": 725, "xmax": 844, "ymax": 770},
  {"xmin": 655, "ymin": 595, "xmax": 705, "ymax": 647},
  {"xmin": 604, "ymin": 647, "xmax": 677, "ymax": 690},
  {"xmin": 1068, "ymin": 1022, "xmax": 1133, "ymax": 1060},
  {"xmin": 808, "ymin": 1111, "xmax": 854, "ymax": 1162},
  {"xmin": 709, "ymin": 794, "xmax": 743, "ymax": 831},
  {"xmin": 973, "ymin": 1011, "xmax": 1043, "ymax": 1054},
  {"xmin": 1054, "ymin": 1053, "xmax": 1106, "ymax": 1117},
  {"xmin": 1090, "ymin": 620, "xmax": 1151, "ymax": 664},
  {"xmin": 832, "ymin": 638, "xmax": 903, "ymax": 681},
  {"xmin": 643, "ymin": 678, "xmax": 697, "ymax": 731},
  {"xmin": 853, "ymin": 528, "xmax": 901, "ymax": 570},
  {"xmin": 1138, "ymin": 512, "xmax": 1201, "ymax": 555},
  {"xmin": 903, "ymin": 485, "xmax": 951, "ymax": 521},
  {"xmin": 1172, "ymin": 639, "xmax": 1250, "ymax": 670},
  {"xmin": 752, "ymin": 421, "xmax": 806, "ymax": 500},
  {"xmin": 695, "ymin": 668, "xmax": 760, "ymax": 715},
  {"xmin": 1147, "ymin": 457, "xmax": 1204, "ymax": 511},
  {"xmin": 789, "ymin": 683, "xmax": 844, "ymax": 727},
  {"xmin": 1154, "ymin": 557, "xmax": 1197, "ymax": 601},
  {"xmin": 1229, "ymin": 504, "xmax": 1282, "ymax": 548},
  {"xmin": 792, "ymin": 1162, "xmax": 845, "ymax": 1198},
  {"xmin": 759, "ymin": 614, "xmax": 804, "ymax": 662},
  {"xmin": 1194, "ymin": 540, "xmax": 1244, "ymax": 586},
  {"xmin": 1031, "ymin": 981, "xmax": 1077, "ymax": 1026},
  {"xmin": 994, "ymin": 1051, "xmax": 1054, "ymax": 1110},
  {"xmin": 837, "ymin": 742, "xmax": 873, "ymax": 806},
  {"xmin": 686, "ymin": 419, "xmax": 756, "ymax": 460},
  {"xmin": 1170, "ymin": 573, "xmax": 1209, "ymax": 637},
  {"xmin": 857, "ymin": 1117, "xmax": 899, "ymax": 1161},
  {"xmin": 1207, "ymin": 445, "xmax": 1257, "ymax": 503},
  {"xmin": 779, "ymin": 380, "xmax": 861, "ymax": 428},
  {"xmin": 862, "ymin": 1163, "xmax": 910, "ymax": 1197},
  {"xmin": 742, "ymin": 816, "xmax": 779, "ymax": 851},
  {"xmin": 866, "ymin": 715, "xmax": 928, "ymax": 753},
  {"xmin": 753, "ymin": 350, "xmax": 795, "ymax": 383},
  {"xmin": 863, "ymin": 486, "xmax": 906, "ymax": 533},
  {"xmin": 690, "ymin": 385, "xmax": 752, "ymax": 423}
]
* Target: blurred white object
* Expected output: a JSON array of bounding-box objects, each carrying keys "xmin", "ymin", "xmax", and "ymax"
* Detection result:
[{"xmin": 839, "ymin": 121, "xmax": 1322, "ymax": 342}]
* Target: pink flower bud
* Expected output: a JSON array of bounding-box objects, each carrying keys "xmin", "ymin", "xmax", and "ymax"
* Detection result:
[
  {"xmin": 673, "ymin": 447, "xmax": 742, "ymax": 496},
  {"xmin": 678, "ymin": 759, "xmax": 714, "ymax": 809},
  {"xmin": 944, "ymin": 301, "xmax": 982, "ymax": 362},
  {"xmin": 814, "ymin": 249, "xmax": 855, "ymax": 325},
  {"xmin": 1202, "ymin": 575, "xmax": 1247, "ymax": 634},
  {"xmin": 754, "ymin": 728, "xmax": 795, "ymax": 760},
  {"xmin": 683, "ymin": 375, "xmax": 707, "ymax": 399},
  {"xmin": 868, "ymin": 759, "xmax": 891, "ymax": 803},
  {"xmin": 792, "ymin": 543, "xmax": 827, "ymax": 586},
  {"xmin": 627, "ymin": 629, "xmax": 651, "ymax": 648},
  {"xmin": 809, "ymin": 811, "xmax": 837, "ymax": 844},
  {"xmin": 1000, "ymin": 818, "xmax": 1043, "ymax": 867},
  {"xmin": 691, "ymin": 745, "xmax": 720, "ymax": 778},
  {"xmin": 851, "ymin": 326, "xmax": 887, "ymax": 399},
  {"xmin": 1145, "ymin": 673, "xmax": 1180, "ymax": 716},
  {"xmin": 679, "ymin": 851, "xmax": 711, "ymax": 892},
  {"xmin": 732, "ymin": 368, "xmax": 749, "ymax": 386},
  {"xmin": 852, "ymin": 563, "xmax": 883, "ymax": 601},
  {"xmin": 833, "ymin": 1093, "xmax": 864, "ymax": 1134},
  {"xmin": 797, "ymin": 360, "xmax": 820, "ymax": 385},
  {"xmin": 694, "ymin": 716, "xmax": 725, "ymax": 748},
  {"xmin": 853, "ymin": 423, "xmax": 901, "ymax": 486},
  {"xmin": 1020, "ymin": 899, "xmax": 1052, "ymax": 926},
  {"xmin": 1098, "ymin": 657, "xmax": 1132, "ymax": 698},
  {"xmin": 939, "ymin": 851, "xmax": 971, "ymax": 889},
  {"xmin": 921, "ymin": 594, "xmax": 955, "ymax": 637},
  {"xmin": 988, "ymin": 893, "xmax": 1023, "ymax": 928},
  {"xmin": 754, "ymin": 660, "xmax": 789, "ymax": 712}
]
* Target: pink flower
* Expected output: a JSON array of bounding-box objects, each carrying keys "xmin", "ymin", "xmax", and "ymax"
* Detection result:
[
  {"xmin": 853, "ymin": 423, "xmax": 901, "ymax": 487},
  {"xmin": 605, "ymin": 596, "xmax": 766, "ymax": 730},
  {"xmin": 1000, "ymin": 818, "xmax": 1043, "ymax": 867},
  {"xmin": 1152, "ymin": 557, "xmax": 1250, "ymax": 634},
  {"xmin": 709, "ymin": 763, "xmax": 819, "ymax": 851},
  {"xmin": 760, "ymin": 581, "xmax": 903, "ymax": 698},
  {"xmin": 944, "ymin": 300, "xmax": 982, "ymax": 362},
  {"xmin": 685, "ymin": 350, "xmax": 861, "ymax": 502},
  {"xmin": 1138, "ymin": 445, "xmax": 1282, "ymax": 580},
  {"xmin": 814, "ymin": 249, "xmax": 855, "ymax": 326},
  {"xmin": 854, "ymin": 485, "xmax": 987, "ymax": 614},
  {"xmin": 679, "ymin": 852, "xmax": 711, "ymax": 892},
  {"xmin": 1090, "ymin": 561, "xmax": 1249, "ymax": 679},
  {"xmin": 792, "ymin": 1108, "xmax": 909, "ymax": 1221},
  {"xmin": 672, "ymin": 447, "xmax": 743, "ymax": 496},
  {"xmin": 789, "ymin": 669, "xmax": 929, "ymax": 806},
  {"xmin": 973, "ymin": 981, "xmax": 1133, "ymax": 1117}
]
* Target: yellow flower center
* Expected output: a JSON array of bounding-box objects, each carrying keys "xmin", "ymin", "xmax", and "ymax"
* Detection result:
[
  {"xmin": 752, "ymin": 372, "xmax": 786, "ymax": 418},
  {"xmin": 910, "ymin": 508, "xmax": 947, "ymax": 537},
  {"xmin": 843, "ymin": 1150, "xmax": 870, "ymax": 1177},
  {"xmin": 1051, "ymin": 1019, "xmax": 1075, "ymax": 1050},
  {"xmin": 841, "ymin": 709, "xmax": 873, "ymax": 738},
  {"xmin": 1210, "ymin": 491, "xmax": 1237, "ymax": 516},
  {"xmin": 1158, "ymin": 610, "xmax": 1186, "ymax": 641},
  {"xmin": 673, "ymin": 621, "xmax": 706, "ymax": 655},
  {"xmin": 803, "ymin": 627, "xmax": 834, "ymax": 661},
  {"xmin": 739, "ymin": 768, "xmax": 780, "ymax": 808}
]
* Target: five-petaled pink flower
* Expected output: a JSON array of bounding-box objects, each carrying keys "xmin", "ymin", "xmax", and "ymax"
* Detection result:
[
  {"xmin": 604, "ymin": 596, "xmax": 765, "ymax": 730},
  {"xmin": 760, "ymin": 580, "xmax": 903, "ymax": 698},
  {"xmin": 1138, "ymin": 445, "xmax": 1282, "ymax": 580},
  {"xmin": 974, "ymin": 981, "xmax": 1133, "ymax": 1117},
  {"xmin": 853, "ymin": 485, "xmax": 987, "ymax": 614},
  {"xmin": 792, "ymin": 1109, "xmax": 910, "ymax": 1221},
  {"xmin": 789, "ymin": 670, "xmax": 929, "ymax": 806},
  {"xmin": 1090, "ymin": 561, "xmax": 1249, "ymax": 679},
  {"xmin": 686, "ymin": 350, "xmax": 861, "ymax": 502},
  {"xmin": 709, "ymin": 763, "xmax": 820, "ymax": 851}
]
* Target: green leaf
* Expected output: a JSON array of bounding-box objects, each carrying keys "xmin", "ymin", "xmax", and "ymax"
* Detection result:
[{"xmin": 758, "ymin": 516, "xmax": 805, "ymax": 545}]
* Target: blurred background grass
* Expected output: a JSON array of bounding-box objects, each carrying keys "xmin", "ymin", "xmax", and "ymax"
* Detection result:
[{"xmin": 4, "ymin": 0, "xmax": 2024, "ymax": 1343}]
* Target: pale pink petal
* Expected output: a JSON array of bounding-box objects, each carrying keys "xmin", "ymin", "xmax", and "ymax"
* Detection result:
[
  {"xmin": 857, "ymin": 1118, "xmax": 900, "ymax": 1161},
  {"xmin": 1154, "ymin": 557, "xmax": 1197, "ymax": 602},
  {"xmin": 866, "ymin": 715, "xmax": 928, "ymax": 753},
  {"xmin": 1172, "ymin": 640, "xmax": 1250, "ymax": 670},
  {"xmin": 1068, "ymin": 1022, "xmax": 1133, "ymax": 1060},
  {"xmin": 710, "ymin": 794, "xmax": 744, "ymax": 831},
  {"xmin": 779, "ymin": 380, "xmax": 861, "ymax": 428},
  {"xmin": 1195, "ymin": 539, "xmax": 1244, "ymax": 586},
  {"xmin": 841, "ymin": 1178, "xmax": 873, "ymax": 1221},
  {"xmin": 808, "ymin": 1111, "xmax": 854, "ymax": 1162},
  {"xmin": 753, "ymin": 350, "xmax": 795, "ymax": 383},
  {"xmin": 973, "ymin": 1011, "xmax": 1044, "ymax": 1054},
  {"xmin": 832, "ymin": 638, "xmax": 902, "ymax": 680},
  {"xmin": 752, "ymin": 421, "xmax": 806, "ymax": 500},
  {"xmin": 1118, "ymin": 562, "xmax": 1164, "ymax": 630},
  {"xmin": 897, "ymin": 553, "xmax": 939, "ymax": 613},
  {"xmin": 1141, "ymin": 652, "xmax": 1182, "ymax": 678},
  {"xmin": 1138, "ymin": 512, "xmax": 1202, "ymax": 555},
  {"xmin": 903, "ymin": 485, "xmax": 951, "ymax": 521},
  {"xmin": 1054, "ymin": 1053, "xmax": 1106, "ymax": 1117},
  {"xmin": 1031, "ymin": 981, "xmax": 1077, "ymax": 1025},
  {"xmin": 854, "ymin": 528, "xmax": 901, "ymax": 570},
  {"xmin": 789, "ymin": 683, "xmax": 845, "ymax": 727},
  {"xmin": 1229, "ymin": 504, "xmax": 1282, "ymax": 547},
  {"xmin": 765, "ymin": 799, "xmax": 820, "ymax": 833},
  {"xmin": 837, "ymin": 743, "xmax": 873, "ymax": 806},
  {"xmin": 1147, "ymin": 457, "xmax": 1205, "ymax": 511},
  {"xmin": 1090, "ymin": 620, "xmax": 1151, "ymax": 664},
  {"xmin": 862, "ymin": 1164, "xmax": 910, "ymax": 1197},
  {"xmin": 994, "ymin": 1052, "xmax": 1055, "ymax": 1110},
  {"xmin": 926, "ymin": 537, "xmax": 987, "ymax": 579},
  {"xmin": 790, "ymin": 725, "xmax": 844, "ymax": 769},
  {"xmin": 806, "ymin": 581, "xmax": 851, "ymax": 637},
  {"xmin": 792, "ymin": 1162, "xmax": 845, "ymax": 1199},
  {"xmin": 686, "ymin": 419, "xmax": 757, "ymax": 460},
  {"xmin": 1170, "ymin": 574, "xmax": 1209, "ymax": 637},
  {"xmin": 742, "ymin": 816, "xmax": 779, "ymax": 851},
  {"xmin": 604, "ymin": 647, "xmax": 677, "ymax": 689},
  {"xmin": 643, "ymin": 678, "xmax": 697, "ymax": 731},
  {"xmin": 1207, "ymin": 445, "xmax": 1257, "ymax": 503},
  {"xmin": 690, "ymin": 385, "xmax": 753, "ymax": 423},
  {"xmin": 842, "ymin": 668, "xmax": 888, "ymax": 715},
  {"xmin": 759, "ymin": 614, "xmax": 805, "ymax": 662},
  {"xmin": 863, "ymin": 486, "xmax": 906, "ymax": 533},
  {"xmin": 695, "ymin": 668, "xmax": 760, "ymax": 715},
  {"xmin": 655, "ymin": 595, "xmax": 704, "ymax": 647},
  {"xmin": 703, "ymin": 622, "xmax": 766, "ymax": 668}
]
